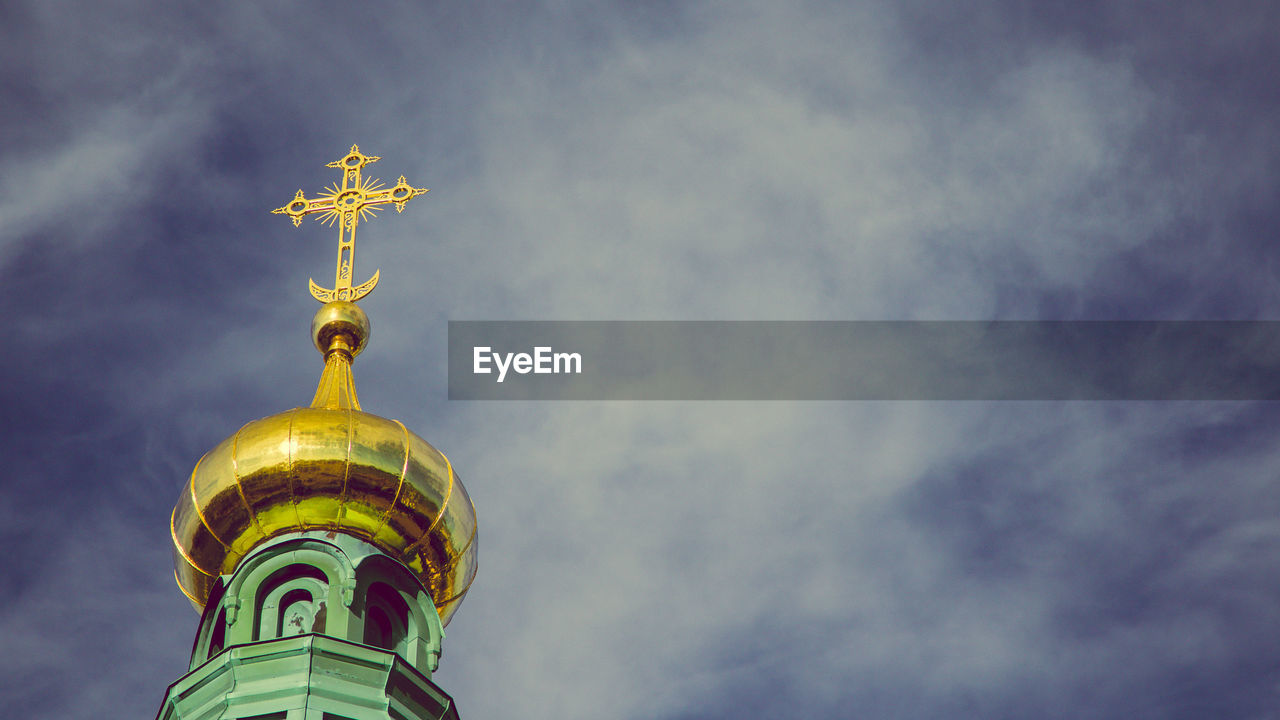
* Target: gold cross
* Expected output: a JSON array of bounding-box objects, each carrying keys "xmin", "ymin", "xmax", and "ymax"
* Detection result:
[{"xmin": 273, "ymin": 144, "xmax": 428, "ymax": 303}]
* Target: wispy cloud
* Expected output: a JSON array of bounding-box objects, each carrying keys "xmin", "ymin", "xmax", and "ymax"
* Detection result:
[{"xmin": 3, "ymin": 1, "xmax": 1279, "ymax": 719}]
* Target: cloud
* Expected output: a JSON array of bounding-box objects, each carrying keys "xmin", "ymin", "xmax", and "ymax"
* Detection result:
[
  {"xmin": 4, "ymin": 1, "xmax": 1280, "ymax": 719},
  {"xmin": 380, "ymin": 1, "xmax": 1178, "ymax": 332}
]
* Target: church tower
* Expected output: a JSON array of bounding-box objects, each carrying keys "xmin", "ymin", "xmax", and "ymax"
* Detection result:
[{"xmin": 157, "ymin": 146, "xmax": 477, "ymax": 720}]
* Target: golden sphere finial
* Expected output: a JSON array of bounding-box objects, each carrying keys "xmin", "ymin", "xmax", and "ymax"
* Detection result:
[{"xmin": 312, "ymin": 300, "xmax": 370, "ymax": 357}]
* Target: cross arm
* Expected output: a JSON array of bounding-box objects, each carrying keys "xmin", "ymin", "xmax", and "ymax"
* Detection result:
[
  {"xmin": 272, "ymin": 189, "xmax": 339, "ymax": 226},
  {"xmin": 359, "ymin": 176, "xmax": 429, "ymax": 213}
]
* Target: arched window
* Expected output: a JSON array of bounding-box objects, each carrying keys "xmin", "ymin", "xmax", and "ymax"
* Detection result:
[
  {"xmin": 207, "ymin": 608, "xmax": 227, "ymax": 659},
  {"xmin": 362, "ymin": 582, "xmax": 409, "ymax": 652},
  {"xmin": 255, "ymin": 564, "xmax": 329, "ymax": 641},
  {"xmin": 364, "ymin": 605, "xmax": 392, "ymax": 649},
  {"xmin": 277, "ymin": 587, "xmax": 321, "ymax": 638}
]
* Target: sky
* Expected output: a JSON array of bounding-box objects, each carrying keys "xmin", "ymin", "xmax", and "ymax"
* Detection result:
[{"xmin": 3, "ymin": 1, "xmax": 1280, "ymax": 718}]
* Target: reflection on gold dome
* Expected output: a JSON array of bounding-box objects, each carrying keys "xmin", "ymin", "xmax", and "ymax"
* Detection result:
[{"xmin": 170, "ymin": 301, "xmax": 477, "ymax": 626}]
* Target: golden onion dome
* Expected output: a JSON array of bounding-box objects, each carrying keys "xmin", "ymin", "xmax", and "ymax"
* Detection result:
[{"xmin": 170, "ymin": 302, "xmax": 477, "ymax": 626}]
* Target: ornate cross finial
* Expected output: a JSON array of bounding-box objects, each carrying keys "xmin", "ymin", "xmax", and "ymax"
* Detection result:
[{"xmin": 273, "ymin": 144, "xmax": 428, "ymax": 303}]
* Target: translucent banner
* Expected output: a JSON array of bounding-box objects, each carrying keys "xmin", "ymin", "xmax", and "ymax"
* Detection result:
[{"xmin": 447, "ymin": 321, "xmax": 1280, "ymax": 400}]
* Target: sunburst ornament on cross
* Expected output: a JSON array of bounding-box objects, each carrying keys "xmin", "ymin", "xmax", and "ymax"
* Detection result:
[{"xmin": 273, "ymin": 144, "xmax": 428, "ymax": 303}]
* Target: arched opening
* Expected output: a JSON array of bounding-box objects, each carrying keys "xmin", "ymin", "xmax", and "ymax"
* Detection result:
[
  {"xmin": 364, "ymin": 605, "xmax": 392, "ymax": 649},
  {"xmin": 362, "ymin": 582, "xmax": 409, "ymax": 653},
  {"xmin": 255, "ymin": 563, "xmax": 329, "ymax": 641},
  {"xmin": 207, "ymin": 608, "xmax": 227, "ymax": 659},
  {"xmin": 278, "ymin": 587, "xmax": 320, "ymax": 637}
]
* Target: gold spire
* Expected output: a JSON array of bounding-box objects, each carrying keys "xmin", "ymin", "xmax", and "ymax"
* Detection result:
[
  {"xmin": 308, "ymin": 301, "xmax": 368, "ymax": 410},
  {"xmin": 272, "ymin": 144, "xmax": 428, "ymax": 303},
  {"xmin": 273, "ymin": 145, "xmax": 428, "ymax": 409}
]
